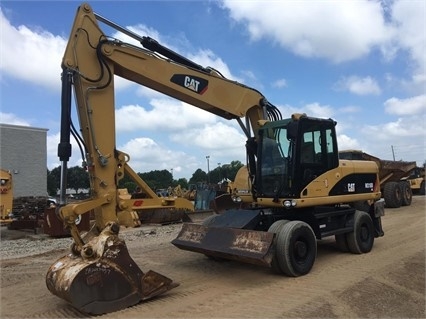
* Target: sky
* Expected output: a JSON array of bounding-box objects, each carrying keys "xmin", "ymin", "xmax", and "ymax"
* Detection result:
[{"xmin": 1, "ymin": 0, "xmax": 425, "ymax": 180}]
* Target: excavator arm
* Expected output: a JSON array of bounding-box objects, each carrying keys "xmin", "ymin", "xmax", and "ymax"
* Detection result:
[
  {"xmin": 47, "ymin": 2, "xmax": 281, "ymax": 315},
  {"xmin": 47, "ymin": 3, "xmax": 385, "ymax": 313}
]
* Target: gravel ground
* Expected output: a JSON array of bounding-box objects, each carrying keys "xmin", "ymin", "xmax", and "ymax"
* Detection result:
[{"xmin": 0, "ymin": 223, "xmax": 182, "ymax": 260}]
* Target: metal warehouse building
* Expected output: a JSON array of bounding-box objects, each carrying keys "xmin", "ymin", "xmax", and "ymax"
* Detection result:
[{"xmin": 0, "ymin": 124, "xmax": 48, "ymax": 197}]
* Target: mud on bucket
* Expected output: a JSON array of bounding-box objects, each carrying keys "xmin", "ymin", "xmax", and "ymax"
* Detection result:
[{"xmin": 46, "ymin": 223, "xmax": 178, "ymax": 315}]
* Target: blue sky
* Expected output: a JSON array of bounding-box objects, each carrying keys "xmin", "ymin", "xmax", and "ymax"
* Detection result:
[{"xmin": 1, "ymin": 0, "xmax": 425, "ymax": 180}]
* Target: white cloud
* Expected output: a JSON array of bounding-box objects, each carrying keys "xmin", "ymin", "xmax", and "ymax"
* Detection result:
[
  {"xmin": 118, "ymin": 137, "xmax": 198, "ymax": 174},
  {"xmin": 272, "ymin": 78, "xmax": 287, "ymax": 89},
  {"xmin": 337, "ymin": 134, "xmax": 361, "ymax": 151},
  {"xmin": 360, "ymin": 115, "xmax": 425, "ymax": 163},
  {"xmin": 363, "ymin": 116, "xmax": 425, "ymax": 140},
  {"xmin": 384, "ymin": 95, "xmax": 426, "ymax": 115},
  {"xmin": 172, "ymin": 121, "xmax": 245, "ymax": 149},
  {"xmin": 46, "ymin": 132, "xmax": 86, "ymax": 170},
  {"xmin": 333, "ymin": 76, "xmax": 381, "ymax": 95},
  {"xmin": 188, "ymin": 49, "xmax": 241, "ymax": 81},
  {"xmin": 0, "ymin": 113, "xmax": 31, "ymax": 126},
  {"xmin": 391, "ymin": 0, "xmax": 426, "ymax": 73},
  {"xmin": 221, "ymin": 0, "xmax": 391, "ymax": 63},
  {"xmin": 0, "ymin": 9, "xmax": 64, "ymax": 91},
  {"xmin": 115, "ymin": 98, "xmax": 217, "ymax": 132}
]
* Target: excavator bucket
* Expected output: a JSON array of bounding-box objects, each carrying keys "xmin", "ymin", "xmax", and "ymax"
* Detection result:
[
  {"xmin": 46, "ymin": 223, "xmax": 178, "ymax": 315},
  {"xmin": 172, "ymin": 209, "xmax": 275, "ymax": 267}
]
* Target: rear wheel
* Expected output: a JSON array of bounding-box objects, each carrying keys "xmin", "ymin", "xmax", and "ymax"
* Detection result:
[
  {"xmin": 420, "ymin": 181, "xmax": 425, "ymax": 195},
  {"xmin": 383, "ymin": 182, "xmax": 402, "ymax": 208},
  {"xmin": 350, "ymin": 200, "xmax": 370, "ymax": 212},
  {"xmin": 346, "ymin": 211, "xmax": 374, "ymax": 254},
  {"xmin": 274, "ymin": 221, "xmax": 317, "ymax": 277},
  {"xmin": 399, "ymin": 181, "xmax": 412, "ymax": 206}
]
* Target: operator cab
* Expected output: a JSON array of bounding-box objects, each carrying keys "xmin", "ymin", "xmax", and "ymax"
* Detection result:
[{"xmin": 257, "ymin": 114, "xmax": 339, "ymax": 198}]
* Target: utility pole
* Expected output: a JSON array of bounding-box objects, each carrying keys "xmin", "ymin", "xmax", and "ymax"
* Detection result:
[
  {"xmin": 391, "ymin": 145, "xmax": 395, "ymax": 161},
  {"xmin": 206, "ymin": 155, "xmax": 210, "ymax": 184}
]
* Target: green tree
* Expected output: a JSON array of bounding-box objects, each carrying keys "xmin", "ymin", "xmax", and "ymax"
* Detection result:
[
  {"xmin": 139, "ymin": 169, "xmax": 173, "ymax": 190},
  {"xmin": 176, "ymin": 178, "xmax": 188, "ymax": 189},
  {"xmin": 67, "ymin": 166, "xmax": 90, "ymax": 194},
  {"xmin": 189, "ymin": 168, "xmax": 207, "ymax": 184},
  {"xmin": 217, "ymin": 160, "xmax": 244, "ymax": 181},
  {"xmin": 47, "ymin": 167, "xmax": 61, "ymax": 196}
]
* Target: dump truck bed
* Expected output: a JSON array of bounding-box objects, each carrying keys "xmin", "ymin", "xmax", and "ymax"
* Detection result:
[{"xmin": 339, "ymin": 150, "xmax": 417, "ymax": 184}]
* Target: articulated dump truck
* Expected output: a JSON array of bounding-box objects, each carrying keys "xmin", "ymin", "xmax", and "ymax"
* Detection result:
[
  {"xmin": 339, "ymin": 150, "xmax": 417, "ymax": 208},
  {"xmin": 47, "ymin": 3, "xmax": 385, "ymax": 315}
]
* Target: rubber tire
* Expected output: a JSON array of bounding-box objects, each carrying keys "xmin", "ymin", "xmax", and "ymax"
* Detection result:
[
  {"xmin": 383, "ymin": 182, "xmax": 402, "ymax": 208},
  {"xmin": 335, "ymin": 234, "xmax": 349, "ymax": 252},
  {"xmin": 346, "ymin": 211, "xmax": 374, "ymax": 254},
  {"xmin": 399, "ymin": 181, "xmax": 412, "ymax": 206},
  {"xmin": 420, "ymin": 181, "xmax": 425, "ymax": 196},
  {"xmin": 350, "ymin": 201, "xmax": 371, "ymax": 213},
  {"xmin": 274, "ymin": 221, "xmax": 317, "ymax": 277},
  {"xmin": 268, "ymin": 220, "xmax": 290, "ymax": 274}
]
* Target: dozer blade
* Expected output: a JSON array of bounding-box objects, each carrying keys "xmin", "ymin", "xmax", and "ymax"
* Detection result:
[
  {"xmin": 46, "ymin": 223, "xmax": 178, "ymax": 315},
  {"xmin": 172, "ymin": 223, "xmax": 275, "ymax": 267}
]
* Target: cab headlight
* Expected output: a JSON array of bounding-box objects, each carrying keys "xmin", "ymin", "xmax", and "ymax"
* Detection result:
[
  {"xmin": 283, "ymin": 200, "xmax": 297, "ymax": 208},
  {"xmin": 232, "ymin": 196, "xmax": 242, "ymax": 203}
]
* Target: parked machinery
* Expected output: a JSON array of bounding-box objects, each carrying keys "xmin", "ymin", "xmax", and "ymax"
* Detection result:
[
  {"xmin": 0, "ymin": 169, "xmax": 13, "ymax": 223},
  {"xmin": 339, "ymin": 150, "xmax": 417, "ymax": 207},
  {"xmin": 46, "ymin": 3, "xmax": 385, "ymax": 315}
]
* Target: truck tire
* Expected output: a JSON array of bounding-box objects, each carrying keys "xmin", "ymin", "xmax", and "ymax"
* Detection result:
[
  {"xmin": 274, "ymin": 221, "xmax": 317, "ymax": 277},
  {"xmin": 350, "ymin": 201, "xmax": 371, "ymax": 213},
  {"xmin": 420, "ymin": 181, "xmax": 425, "ymax": 195},
  {"xmin": 383, "ymin": 181, "xmax": 402, "ymax": 208},
  {"xmin": 346, "ymin": 211, "xmax": 374, "ymax": 254},
  {"xmin": 268, "ymin": 220, "xmax": 290, "ymax": 274},
  {"xmin": 399, "ymin": 181, "xmax": 412, "ymax": 206}
]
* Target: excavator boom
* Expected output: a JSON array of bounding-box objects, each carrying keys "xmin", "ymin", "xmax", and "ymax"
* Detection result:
[
  {"xmin": 47, "ymin": 3, "xmax": 384, "ymax": 314},
  {"xmin": 47, "ymin": 2, "xmax": 277, "ymax": 314}
]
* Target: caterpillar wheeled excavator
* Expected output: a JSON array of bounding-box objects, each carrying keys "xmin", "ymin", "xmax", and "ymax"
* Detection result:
[{"xmin": 47, "ymin": 2, "xmax": 385, "ymax": 315}]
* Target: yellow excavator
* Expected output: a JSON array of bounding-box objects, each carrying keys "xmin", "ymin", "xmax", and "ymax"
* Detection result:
[{"xmin": 47, "ymin": 3, "xmax": 385, "ymax": 315}]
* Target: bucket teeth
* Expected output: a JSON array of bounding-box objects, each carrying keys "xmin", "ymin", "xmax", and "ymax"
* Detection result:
[{"xmin": 46, "ymin": 224, "xmax": 177, "ymax": 315}]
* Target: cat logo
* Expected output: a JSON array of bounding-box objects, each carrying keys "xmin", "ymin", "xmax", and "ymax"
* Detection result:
[
  {"xmin": 184, "ymin": 76, "xmax": 200, "ymax": 92},
  {"xmin": 170, "ymin": 74, "xmax": 208, "ymax": 94}
]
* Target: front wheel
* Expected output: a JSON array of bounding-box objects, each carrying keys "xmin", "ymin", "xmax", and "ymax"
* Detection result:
[
  {"xmin": 274, "ymin": 221, "xmax": 317, "ymax": 277},
  {"xmin": 268, "ymin": 220, "xmax": 290, "ymax": 273},
  {"xmin": 346, "ymin": 211, "xmax": 374, "ymax": 254}
]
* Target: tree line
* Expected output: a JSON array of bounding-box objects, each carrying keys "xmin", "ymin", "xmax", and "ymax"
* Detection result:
[{"xmin": 47, "ymin": 160, "xmax": 244, "ymax": 197}]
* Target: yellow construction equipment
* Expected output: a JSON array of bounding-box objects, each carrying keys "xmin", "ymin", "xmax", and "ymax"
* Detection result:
[
  {"xmin": 0, "ymin": 169, "xmax": 13, "ymax": 223},
  {"xmin": 47, "ymin": 3, "xmax": 385, "ymax": 315}
]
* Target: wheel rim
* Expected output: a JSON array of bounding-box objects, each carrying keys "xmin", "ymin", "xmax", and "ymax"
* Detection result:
[
  {"xmin": 293, "ymin": 239, "xmax": 308, "ymax": 262},
  {"xmin": 360, "ymin": 224, "xmax": 370, "ymax": 243}
]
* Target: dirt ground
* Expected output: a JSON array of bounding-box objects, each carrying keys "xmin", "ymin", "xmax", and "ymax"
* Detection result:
[{"xmin": 1, "ymin": 196, "xmax": 425, "ymax": 318}]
